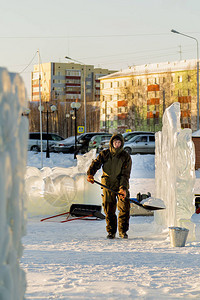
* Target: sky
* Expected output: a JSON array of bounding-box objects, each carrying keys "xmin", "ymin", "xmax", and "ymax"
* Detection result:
[{"xmin": 1, "ymin": 0, "xmax": 200, "ymax": 99}]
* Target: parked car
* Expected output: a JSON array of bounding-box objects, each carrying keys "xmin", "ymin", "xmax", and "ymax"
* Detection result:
[
  {"xmin": 98, "ymin": 138, "xmax": 112, "ymax": 152},
  {"xmin": 53, "ymin": 136, "xmax": 79, "ymax": 153},
  {"xmin": 122, "ymin": 131, "xmax": 154, "ymax": 142},
  {"xmin": 28, "ymin": 132, "xmax": 64, "ymax": 152},
  {"xmin": 88, "ymin": 134, "xmax": 112, "ymax": 152},
  {"xmin": 77, "ymin": 132, "xmax": 111, "ymax": 153},
  {"xmin": 53, "ymin": 132, "xmax": 110, "ymax": 154},
  {"xmin": 124, "ymin": 134, "xmax": 155, "ymax": 154},
  {"xmin": 99, "ymin": 132, "xmax": 155, "ymax": 151}
]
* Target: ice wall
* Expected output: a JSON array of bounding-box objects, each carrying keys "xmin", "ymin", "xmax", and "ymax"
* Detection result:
[
  {"xmin": 0, "ymin": 68, "xmax": 28, "ymax": 299},
  {"xmin": 25, "ymin": 150, "xmax": 102, "ymax": 216},
  {"xmin": 155, "ymin": 102, "xmax": 196, "ymax": 239}
]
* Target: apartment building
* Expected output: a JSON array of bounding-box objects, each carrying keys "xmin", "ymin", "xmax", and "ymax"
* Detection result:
[
  {"xmin": 99, "ymin": 59, "xmax": 199, "ymax": 134},
  {"xmin": 31, "ymin": 62, "xmax": 116, "ymax": 134}
]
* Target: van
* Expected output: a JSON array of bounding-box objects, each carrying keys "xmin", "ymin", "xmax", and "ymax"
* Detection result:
[{"xmin": 28, "ymin": 132, "xmax": 64, "ymax": 151}]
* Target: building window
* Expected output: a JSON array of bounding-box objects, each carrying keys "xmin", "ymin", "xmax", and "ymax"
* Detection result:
[
  {"xmin": 124, "ymin": 81, "xmax": 127, "ymax": 87},
  {"xmin": 118, "ymin": 108, "xmax": 122, "ymax": 113},
  {"xmin": 132, "ymin": 93, "xmax": 134, "ymax": 99},
  {"xmin": 188, "ymin": 75, "xmax": 191, "ymax": 82},
  {"xmin": 171, "ymin": 76, "xmax": 174, "ymax": 83},
  {"xmin": 132, "ymin": 80, "xmax": 134, "ymax": 86},
  {"xmin": 188, "ymin": 89, "xmax": 191, "ymax": 96},
  {"xmin": 110, "ymin": 95, "xmax": 112, "ymax": 101},
  {"xmin": 178, "ymin": 76, "xmax": 182, "ymax": 83},
  {"xmin": 110, "ymin": 82, "xmax": 113, "ymax": 88},
  {"xmin": 117, "ymin": 94, "xmax": 119, "ymax": 100},
  {"xmin": 163, "ymin": 77, "xmax": 166, "ymax": 83},
  {"xmin": 171, "ymin": 90, "xmax": 174, "ymax": 96}
]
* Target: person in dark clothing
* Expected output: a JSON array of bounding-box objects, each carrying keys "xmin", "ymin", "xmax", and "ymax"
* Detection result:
[{"xmin": 87, "ymin": 133, "xmax": 132, "ymax": 239}]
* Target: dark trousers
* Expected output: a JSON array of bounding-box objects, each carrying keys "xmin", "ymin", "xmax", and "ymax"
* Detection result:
[{"xmin": 102, "ymin": 188, "xmax": 130, "ymax": 234}]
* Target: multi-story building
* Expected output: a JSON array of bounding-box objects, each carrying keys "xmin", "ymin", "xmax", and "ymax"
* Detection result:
[
  {"xmin": 31, "ymin": 62, "xmax": 116, "ymax": 135},
  {"xmin": 99, "ymin": 59, "xmax": 199, "ymax": 133}
]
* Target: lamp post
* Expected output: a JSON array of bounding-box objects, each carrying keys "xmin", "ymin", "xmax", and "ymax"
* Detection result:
[
  {"xmin": 65, "ymin": 113, "xmax": 70, "ymax": 137},
  {"xmin": 171, "ymin": 29, "xmax": 199, "ymax": 130},
  {"xmin": 70, "ymin": 110, "xmax": 74, "ymax": 136},
  {"xmin": 153, "ymin": 110, "xmax": 156, "ymax": 132},
  {"xmin": 38, "ymin": 104, "xmax": 57, "ymax": 158},
  {"xmin": 65, "ymin": 56, "xmax": 87, "ymax": 132},
  {"xmin": 71, "ymin": 102, "xmax": 81, "ymax": 159}
]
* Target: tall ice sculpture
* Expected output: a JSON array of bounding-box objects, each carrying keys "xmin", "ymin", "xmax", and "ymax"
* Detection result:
[
  {"xmin": 0, "ymin": 68, "xmax": 28, "ymax": 299},
  {"xmin": 154, "ymin": 102, "xmax": 196, "ymax": 240}
]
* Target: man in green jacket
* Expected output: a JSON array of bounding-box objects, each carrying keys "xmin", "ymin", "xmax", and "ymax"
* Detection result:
[{"xmin": 87, "ymin": 133, "xmax": 132, "ymax": 239}]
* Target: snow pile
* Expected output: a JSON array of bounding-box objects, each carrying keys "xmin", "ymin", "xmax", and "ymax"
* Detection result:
[
  {"xmin": 0, "ymin": 68, "xmax": 27, "ymax": 300},
  {"xmin": 155, "ymin": 102, "xmax": 196, "ymax": 240}
]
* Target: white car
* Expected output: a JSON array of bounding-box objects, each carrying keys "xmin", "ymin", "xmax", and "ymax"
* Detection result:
[
  {"xmin": 124, "ymin": 134, "xmax": 155, "ymax": 154},
  {"xmin": 28, "ymin": 132, "xmax": 64, "ymax": 152}
]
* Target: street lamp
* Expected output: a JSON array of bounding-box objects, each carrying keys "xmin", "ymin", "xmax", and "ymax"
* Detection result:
[
  {"xmin": 65, "ymin": 56, "xmax": 87, "ymax": 132},
  {"xmin": 71, "ymin": 101, "xmax": 81, "ymax": 159},
  {"xmin": 38, "ymin": 104, "xmax": 57, "ymax": 158},
  {"xmin": 171, "ymin": 29, "xmax": 199, "ymax": 130}
]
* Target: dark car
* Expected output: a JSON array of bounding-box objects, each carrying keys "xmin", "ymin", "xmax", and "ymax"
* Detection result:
[
  {"xmin": 53, "ymin": 136, "xmax": 78, "ymax": 153},
  {"xmin": 53, "ymin": 132, "xmax": 110, "ymax": 154},
  {"xmin": 77, "ymin": 132, "xmax": 111, "ymax": 153}
]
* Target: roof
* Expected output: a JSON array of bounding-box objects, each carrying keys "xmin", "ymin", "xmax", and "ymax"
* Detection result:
[{"xmin": 100, "ymin": 59, "xmax": 198, "ymax": 80}]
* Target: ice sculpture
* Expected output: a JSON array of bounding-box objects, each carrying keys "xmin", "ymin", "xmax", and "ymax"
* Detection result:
[
  {"xmin": 154, "ymin": 102, "xmax": 196, "ymax": 240},
  {"xmin": 25, "ymin": 149, "xmax": 102, "ymax": 216},
  {"xmin": 0, "ymin": 68, "xmax": 27, "ymax": 299}
]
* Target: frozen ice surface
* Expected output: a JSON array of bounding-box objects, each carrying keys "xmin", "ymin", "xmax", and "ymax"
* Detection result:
[
  {"xmin": 155, "ymin": 102, "xmax": 196, "ymax": 240},
  {"xmin": 25, "ymin": 149, "xmax": 102, "ymax": 217},
  {"xmin": 0, "ymin": 68, "xmax": 27, "ymax": 299}
]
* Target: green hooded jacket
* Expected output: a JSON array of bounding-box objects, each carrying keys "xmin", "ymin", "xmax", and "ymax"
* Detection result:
[{"xmin": 87, "ymin": 133, "xmax": 132, "ymax": 191}]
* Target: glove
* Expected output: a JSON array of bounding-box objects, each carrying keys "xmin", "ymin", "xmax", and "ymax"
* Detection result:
[
  {"xmin": 87, "ymin": 175, "xmax": 94, "ymax": 184},
  {"xmin": 118, "ymin": 188, "xmax": 126, "ymax": 200}
]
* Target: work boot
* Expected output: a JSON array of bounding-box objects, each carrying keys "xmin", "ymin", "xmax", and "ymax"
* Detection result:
[
  {"xmin": 119, "ymin": 232, "xmax": 128, "ymax": 239},
  {"xmin": 107, "ymin": 233, "xmax": 116, "ymax": 239}
]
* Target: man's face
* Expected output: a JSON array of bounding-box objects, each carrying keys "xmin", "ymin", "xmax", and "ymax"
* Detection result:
[{"xmin": 113, "ymin": 139, "xmax": 121, "ymax": 149}]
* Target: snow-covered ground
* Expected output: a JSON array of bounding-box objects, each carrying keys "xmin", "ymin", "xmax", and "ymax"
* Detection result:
[{"xmin": 21, "ymin": 152, "xmax": 200, "ymax": 299}]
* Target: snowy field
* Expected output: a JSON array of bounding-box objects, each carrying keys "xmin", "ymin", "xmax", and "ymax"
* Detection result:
[{"xmin": 21, "ymin": 152, "xmax": 200, "ymax": 299}]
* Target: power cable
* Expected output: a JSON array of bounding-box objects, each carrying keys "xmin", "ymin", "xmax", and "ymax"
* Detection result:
[{"xmin": 19, "ymin": 51, "xmax": 37, "ymax": 74}]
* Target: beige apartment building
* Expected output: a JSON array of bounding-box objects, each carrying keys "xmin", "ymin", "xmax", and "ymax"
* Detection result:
[
  {"xmin": 99, "ymin": 59, "xmax": 199, "ymax": 133},
  {"xmin": 30, "ymin": 62, "xmax": 116, "ymax": 136}
]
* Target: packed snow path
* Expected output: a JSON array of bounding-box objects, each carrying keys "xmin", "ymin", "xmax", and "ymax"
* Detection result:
[{"xmin": 21, "ymin": 216, "xmax": 200, "ymax": 299}]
